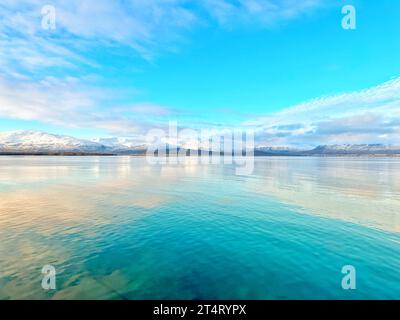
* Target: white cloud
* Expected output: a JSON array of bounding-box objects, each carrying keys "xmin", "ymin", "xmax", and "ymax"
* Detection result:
[
  {"xmin": 1, "ymin": 74, "xmax": 400, "ymax": 148},
  {"xmin": 0, "ymin": 0, "xmax": 325, "ymax": 140},
  {"xmin": 247, "ymin": 77, "xmax": 400, "ymax": 147},
  {"xmin": 0, "ymin": 0, "xmax": 325, "ymax": 70},
  {"xmin": 2, "ymin": 74, "xmax": 400, "ymax": 146},
  {"xmin": 3, "ymin": 0, "xmax": 397, "ymax": 148},
  {"xmin": 203, "ymin": 0, "xmax": 323, "ymax": 26},
  {"xmin": 0, "ymin": 75, "xmax": 155, "ymax": 136}
]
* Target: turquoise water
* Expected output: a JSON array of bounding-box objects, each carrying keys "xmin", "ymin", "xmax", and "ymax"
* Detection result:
[{"xmin": 0, "ymin": 156, "xmax": 399, "ymax": 299}]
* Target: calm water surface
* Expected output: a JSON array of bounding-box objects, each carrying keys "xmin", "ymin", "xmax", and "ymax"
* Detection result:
[{"xmin": 0, "ymin": 156, "xmax": 399, "ymax": 299}]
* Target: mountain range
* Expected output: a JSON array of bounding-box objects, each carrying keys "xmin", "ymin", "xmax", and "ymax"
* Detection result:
[
  {"xmin": 0, "ymin": 131, "xmax": 147, "ymax": 154},
  {"xmin": 1, "ymin": 130, "xmax": 400, "ymax": 156}
]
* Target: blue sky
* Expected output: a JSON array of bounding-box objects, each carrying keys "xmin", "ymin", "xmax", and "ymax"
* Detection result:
[{"xmin": 1, "ymin": 0, "xmax": 400, "ymax": 147}]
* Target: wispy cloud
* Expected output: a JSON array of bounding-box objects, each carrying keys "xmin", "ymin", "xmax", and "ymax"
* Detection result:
[
  {"xmin": 0, "ymin": 75, "xmax": 155, "ymax": 136},
  {"xmin": 3, "ymin": 0, "xmax": 397, "ymax": 148},
  {"xmin": 0, "ymin": 0, "xmax": 326, "ymax": 140},
  {"xmin": 246, "ymin": 78, "xmax": 400, "ymax": 147},
  {"xmin": 3, "ymin": 74, "xmax": 400, "ymax": 147},
  {"xmin": 0, "ymin": 0, "xmax": 325, "ymax": 69},
  {"xmin": 203, "ymin": 0, "xmax": 323, "ymax": 26}
]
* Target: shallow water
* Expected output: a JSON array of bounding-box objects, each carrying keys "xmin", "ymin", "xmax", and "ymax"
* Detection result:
[{"xmin": 0, "ymin": 156, "xmax": 399, "ymax": 299}]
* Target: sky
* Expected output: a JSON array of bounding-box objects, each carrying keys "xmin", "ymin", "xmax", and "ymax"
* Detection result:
[{"xmin": 0, "ymin": 0, "xmax": 400, "ymax": 147}]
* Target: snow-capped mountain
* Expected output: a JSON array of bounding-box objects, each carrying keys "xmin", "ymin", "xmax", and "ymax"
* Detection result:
[
  {"xmin": 0, "ymin": 131, "xmax": 107, "ymax": 153},
  {"xmin": 306, "ymin": 144, "xmax": 400, "ymax": 155},
  {"xmin": 1, "ymin": 131, "xmax": 400, "ymax": 156},
  {"xmin": 256, "ymin": 146, "xmax": 305, "ymax": 156},
  {"xmin": 92, "ymin": 137, "xmax": 148, "ymax": 151},
  {"xmin": 0, "ymin": 131, "xmax": 146, "ymax": 153}
]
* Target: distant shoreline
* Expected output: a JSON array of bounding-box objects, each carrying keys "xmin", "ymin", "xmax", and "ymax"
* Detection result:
[
  {"xmin": 1, "ymin": 152, "xmax": 400, "ymax": 158},
  {"xmin": 0, "ymin": 152, "xmax": 118, "ymax": 156}
]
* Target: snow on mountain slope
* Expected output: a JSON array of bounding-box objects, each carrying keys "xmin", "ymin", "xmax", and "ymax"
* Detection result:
[
  {"xmin": 308, "ymin": 144, "xmax": 400, "ymax": 155},
  {"xmin": 92, "ymin": 137, "xmax": 148, "ymax": 151},
  {"xmin": 1, "ymin": 131, "xmax": 400, "ymax": 155},
  {"xmin": 0, "ymin": 131, "xmax": 106, "ymax": 152}
]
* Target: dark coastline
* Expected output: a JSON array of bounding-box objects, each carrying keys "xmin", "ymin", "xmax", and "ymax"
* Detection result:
[
  {"xmin": 1, "ymin": 152, "xmax": 400, "ymax": 157},
  {"xmin": 0, "ymin": 152, "xmax": 117, "ymax": 156}
]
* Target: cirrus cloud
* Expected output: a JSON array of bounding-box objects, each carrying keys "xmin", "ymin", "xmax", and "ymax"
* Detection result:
[{"xmin": 247, "ymin": 77, "xmax": 400, "ymax": 147}]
